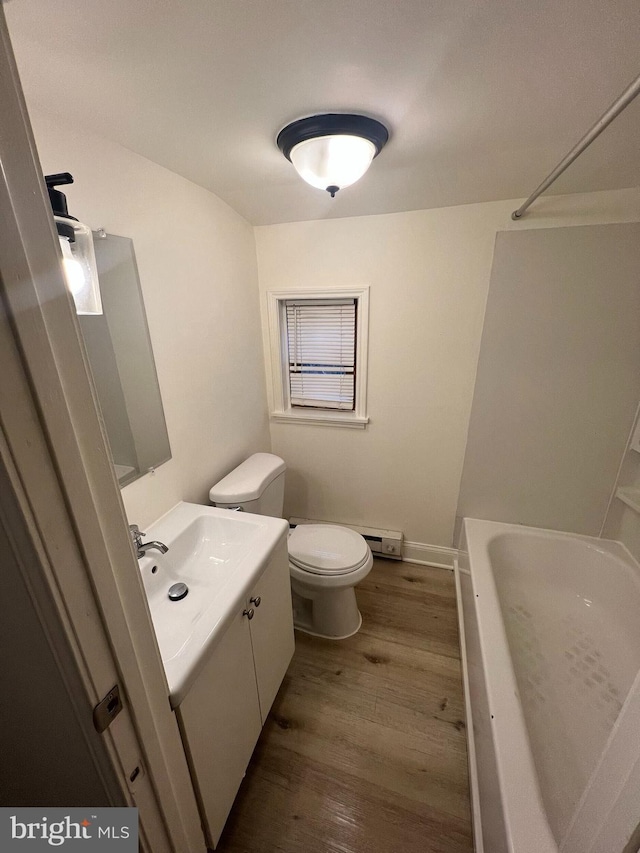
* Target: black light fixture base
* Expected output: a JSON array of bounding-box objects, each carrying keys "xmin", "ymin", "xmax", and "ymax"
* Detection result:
[
  {"xmin": 326, "ymin": 185, "xmax": 339, "ymax": 198},
  {"xmin": 45, "ymin": 172, "xmax": 78, "ymax": 241},
  {"xmin": 45, "ymin": 172, "xmax": 74, "ymax": 217},
  {"xmin": 277, "ymin": 113, "xmax": 389, "ymax": 161}
]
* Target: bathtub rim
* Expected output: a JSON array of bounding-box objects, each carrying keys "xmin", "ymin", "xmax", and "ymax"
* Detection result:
[
  {"xmin": 463, "ymin": 516, "xmax": 636, "ymax": 566},
  {"xmin": 456, "ymin": 529, "xmax": 556, "ymax": 853}
]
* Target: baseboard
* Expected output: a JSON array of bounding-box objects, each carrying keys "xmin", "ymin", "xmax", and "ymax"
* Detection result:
[
  {"xmin": 402, "ymin": 541, "xmax": 457, "ymax": 570},
  {"xmin": 289, "ymin": 515, "xmax": 456, "ymax": 570}
]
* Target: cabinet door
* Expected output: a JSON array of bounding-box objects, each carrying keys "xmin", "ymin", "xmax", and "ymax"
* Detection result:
[
  {"xmin": 249, "ymin": 538, "xmax": 295, "ymax": 721},
  {"xmin": 177, "ymin": 607, "xmax": 262, "ymax": 849}
]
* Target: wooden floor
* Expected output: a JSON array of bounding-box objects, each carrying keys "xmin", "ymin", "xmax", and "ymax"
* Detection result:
[{"xmin": 216, "ymin": 558, "xmax": 473, "ymax": 853}]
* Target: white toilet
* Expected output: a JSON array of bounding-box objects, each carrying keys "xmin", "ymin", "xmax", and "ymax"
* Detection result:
[{"xmin": 209, "ymin": 453, "xmax": 373, "ymax": 639}]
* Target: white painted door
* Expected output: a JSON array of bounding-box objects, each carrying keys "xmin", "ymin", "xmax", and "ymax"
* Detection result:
[
  {"xmin": 0, "ymin": 10, "xmax": 204, "ymax": 851},
  {"xmin": 248, "ymin": 538, "xmax": 295, "ymax": 721}
]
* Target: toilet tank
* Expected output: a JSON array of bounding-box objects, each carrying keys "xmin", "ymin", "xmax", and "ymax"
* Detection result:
[{"xmin": 209, "ymin": 453, "xmax": 286, "ymax": 518}]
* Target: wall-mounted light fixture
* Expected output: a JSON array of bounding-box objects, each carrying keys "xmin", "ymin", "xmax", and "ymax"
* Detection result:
[
  {"xmin": 277, "ymin": 114, "xmax": 389, "ymax": 197},
  {"xmin": 45, "ymin": 173, "xmax": 102, "ymax": 315}
]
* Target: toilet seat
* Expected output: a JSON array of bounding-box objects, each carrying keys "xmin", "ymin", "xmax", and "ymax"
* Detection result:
[{"xmin": 288, "ymin": 524, "xmax": 370, "ymax": 575}]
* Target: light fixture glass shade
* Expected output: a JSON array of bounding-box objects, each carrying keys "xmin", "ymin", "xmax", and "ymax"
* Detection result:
[
  {"xmin": 289, "ymin": 135, "xmax": 377, "ymax": 193},
  {"xmin": 55, "ymin": 216, "xmax": 102, "ymax": 315}
]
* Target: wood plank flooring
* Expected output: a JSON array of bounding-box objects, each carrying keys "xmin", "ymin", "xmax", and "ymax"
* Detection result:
[{"xmin": 216, "ymin": 559, "xmax": 473, "ymax": 853}]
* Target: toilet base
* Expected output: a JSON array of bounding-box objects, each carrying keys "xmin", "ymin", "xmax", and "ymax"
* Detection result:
[
  {"xmin": 293, "ymin": 611, "xmax": 362, "ymax": 641},
  {"xmin": 291, "ymin": 584, "xmax": 363, "ymax": 640}
]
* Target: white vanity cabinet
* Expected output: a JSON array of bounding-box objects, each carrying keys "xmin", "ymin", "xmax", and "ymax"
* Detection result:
[
  {"xmin": 176, "ymin": 537, "xmax": 294, "ymax": 849},
  {"xmin": 248, "ymin": 538, "xmax": 297, "ymax": 719}
]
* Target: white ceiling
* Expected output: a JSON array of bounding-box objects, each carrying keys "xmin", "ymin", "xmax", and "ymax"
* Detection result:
[{"xmin": 5, "ymin": 0, "xmax": 640, "ymax": 225}]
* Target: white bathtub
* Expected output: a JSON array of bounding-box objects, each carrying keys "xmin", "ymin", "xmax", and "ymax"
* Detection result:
[{"xmin": 456, "ymin": 518, "xmax": 640, "ymax": 853}]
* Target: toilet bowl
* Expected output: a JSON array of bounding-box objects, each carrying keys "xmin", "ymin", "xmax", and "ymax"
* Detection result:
[
  {"xmin": 288, "ymin": 523, "xmax": 373, "ymax": 639},
  {"xmin": 209, "ymin": 453, "xmax": 373, "ymax": 639}
]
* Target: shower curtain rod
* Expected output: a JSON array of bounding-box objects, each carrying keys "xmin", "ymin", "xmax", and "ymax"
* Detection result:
[{"xmin": 512, "ymin": 71, "xmax": 640, "ymax": 220}]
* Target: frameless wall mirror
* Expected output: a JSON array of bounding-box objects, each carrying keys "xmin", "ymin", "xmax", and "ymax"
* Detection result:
[{"xmin": 78, "ymin": 231, "xmax": 171, "ymax": 487}]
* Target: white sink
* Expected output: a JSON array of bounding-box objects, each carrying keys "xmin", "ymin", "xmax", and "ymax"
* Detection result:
[{"xmin": 138, "ymin": 501, "xmax": 288, "ymax": 706}]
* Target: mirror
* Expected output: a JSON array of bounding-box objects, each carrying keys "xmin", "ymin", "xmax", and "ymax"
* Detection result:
[{"xmin": 78, "ymin": 231, "xmax": 171, "ymax": 487}]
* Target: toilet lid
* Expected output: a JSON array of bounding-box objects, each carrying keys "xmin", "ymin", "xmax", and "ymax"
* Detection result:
[{"xmin": 288, "ymin": 524, "xmax": 370, "ymax": 575}]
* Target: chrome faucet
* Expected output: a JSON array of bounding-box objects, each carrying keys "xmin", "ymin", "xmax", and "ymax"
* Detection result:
[{"xmin": 129, "ymin": 524, "xmax": 169, "ymax": 559}]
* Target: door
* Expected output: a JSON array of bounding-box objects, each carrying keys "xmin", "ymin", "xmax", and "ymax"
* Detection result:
[
  {"xmin": 177, "ymin": 608, "xmax": 262, "ymax": 848},
  {"xmin": 0, "ymin": 9, "xmax": 204, "ymax": 851},
  {"xmin": 248, "ymin": 538, "xmax": 295, "ymax": 721}
]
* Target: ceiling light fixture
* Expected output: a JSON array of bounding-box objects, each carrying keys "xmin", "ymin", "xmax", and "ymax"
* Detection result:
[
  {"xmin": 45, "ymin": 172, "xmax": 102, "ymax": 315},
  {"xmin": 277, "ymin": 114, "xmax": 389, "ymax": 197}
]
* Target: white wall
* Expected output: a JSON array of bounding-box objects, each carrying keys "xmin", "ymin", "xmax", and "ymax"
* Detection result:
[
  {"xmin": 26, "ymin": 107, "xmax": 640, "ymax": 548},
  {"xmin": 30, "ymin": 110, "xmax": 271, "ymax": 528},
  {"xmin": 457, "ymin": 223, "xmax": 640, "ymax": 537},
  {"xmin": 255, "ymin": 188, "xmax": 640, "ymax": 548}
]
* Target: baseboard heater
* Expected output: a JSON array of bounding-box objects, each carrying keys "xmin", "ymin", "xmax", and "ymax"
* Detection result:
[{"xmin": 290, "ymin": 517, "xmax": 403, "ymax": 560}]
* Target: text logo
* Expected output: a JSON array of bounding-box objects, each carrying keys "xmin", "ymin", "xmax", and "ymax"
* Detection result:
[{"xmin": 1, "ymin": 808, "xmax": 137, "ymax": 850}]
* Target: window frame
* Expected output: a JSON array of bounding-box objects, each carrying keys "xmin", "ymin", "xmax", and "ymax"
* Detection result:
[{"xmin": 266, "ymin": 287, "xmax": 370, "ymax": 429}]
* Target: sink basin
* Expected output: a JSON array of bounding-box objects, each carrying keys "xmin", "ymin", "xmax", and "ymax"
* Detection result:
[{"xmin": 138, "ymin": 501, "xmax": 288, "ymax": 706}]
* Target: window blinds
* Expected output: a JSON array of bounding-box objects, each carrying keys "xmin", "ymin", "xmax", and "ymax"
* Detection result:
[{"xmin": 285, "ymin": 299, "xmax": 356, "ymax": 410}]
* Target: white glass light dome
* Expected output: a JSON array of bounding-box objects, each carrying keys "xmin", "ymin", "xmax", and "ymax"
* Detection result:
[
  {"xmin": 277, "ymin": 114, "xmax": 389, "ymax": 197},
  {"xmin": 289, "ymin": 135, "xmax": 377, "ymax": 194},
  {"xmin": 55, "ymin": 216, "xmax": 102, "ymax": 315}
]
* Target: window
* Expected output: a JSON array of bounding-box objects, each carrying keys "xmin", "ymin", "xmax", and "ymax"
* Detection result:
[
  {"xmin": 286, "ymin": 299, "xmax": 356, "ymax": 410},
  {"xmin": 267, "ymin": 287, "xmax": 369, "ymax": 428}
]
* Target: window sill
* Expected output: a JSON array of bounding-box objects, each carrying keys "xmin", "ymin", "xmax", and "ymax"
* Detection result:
[{"xmin": 270, "ymin": 409, "xmax": 369, "ymax": 429}]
